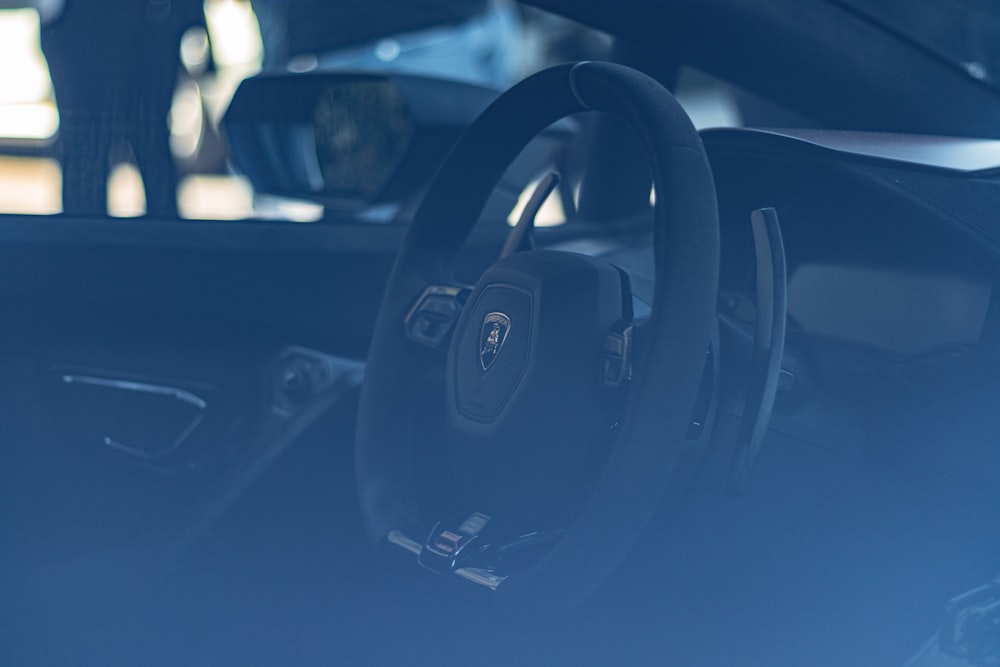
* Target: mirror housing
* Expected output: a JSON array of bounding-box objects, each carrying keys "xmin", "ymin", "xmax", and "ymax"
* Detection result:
[{"xmin": 222, "ymin": 71, "xmax": 573, "ymax": 217}]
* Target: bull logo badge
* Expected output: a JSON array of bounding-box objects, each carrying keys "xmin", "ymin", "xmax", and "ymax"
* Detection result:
[{"xmin": 479, "ymin": 312, "xmax": 511, "ymax": 371}]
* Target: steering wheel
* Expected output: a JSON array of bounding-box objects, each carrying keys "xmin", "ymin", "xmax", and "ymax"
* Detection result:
[{"xmin": 356, "ymin": 61, "xmax": 719, "ymax": 616}]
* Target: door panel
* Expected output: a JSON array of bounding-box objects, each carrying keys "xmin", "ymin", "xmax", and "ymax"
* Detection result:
[{"xmin": 0, "ymin": 213, "xmax": 623, "ymax": 554}]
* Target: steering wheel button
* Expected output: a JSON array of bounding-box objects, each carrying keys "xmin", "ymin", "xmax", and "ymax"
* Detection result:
[
  {"xmin": 405, "ymin": 287, "xmax": 465, "ymax": 348},
  {"xmin": 432, "ymin": 530, "xmax": 464, "ymax": 555},
  {"xmin": 458, "ymin": 512, "xmax": 491, "ymax": 535},
  {"xmin": 419, "ymin": 512, "xmax": 492, "ymax": 574},
  {"xmin": 602, "ymin": 323, "xmax": 633, "ymax": 387}
]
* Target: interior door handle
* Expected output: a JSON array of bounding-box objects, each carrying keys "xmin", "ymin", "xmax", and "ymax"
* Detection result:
[{"xmin": 60, "ymin": 373, "xmax": 208, "ymax": 460}]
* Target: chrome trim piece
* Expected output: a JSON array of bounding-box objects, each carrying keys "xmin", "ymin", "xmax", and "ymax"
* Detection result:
[
  {"xmin": 386, "ymin": 529, "xmax": 422, "ymax": 556},
  {"xmin": 453, "ymin": 567, "xmax": 507, "ymax": 591},
  {"xmin": 61, "ymin": 374, "xmax": 207, "ymax": 409},
  {"xmin": 61, "ymin": 374, "xmax": 208, "ymax": 460},
  {"xmin": 386, "ymin": 529, "xmax": 508, "ymax": 592}
]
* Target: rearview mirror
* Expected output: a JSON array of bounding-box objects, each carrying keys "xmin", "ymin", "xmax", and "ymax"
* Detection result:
[
  {"xmin": 223, "ymin": 71, "xmax": 573, "ymax": 218},
  {"xmin": 223, "ymin": 72, "xmax": 501, "ymax": 212}
]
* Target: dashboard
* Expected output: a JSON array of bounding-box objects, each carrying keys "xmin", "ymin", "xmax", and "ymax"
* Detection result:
[
  {"xmin": 787, "ymin": 263, "xmax": 990, "ymax": 355},
  {"xmin": 700, "ymin": 127, "xmax": 1000, "ymax": 358}
]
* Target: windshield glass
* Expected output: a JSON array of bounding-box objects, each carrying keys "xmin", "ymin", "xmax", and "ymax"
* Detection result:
[
  {"xmin": 0, "ymin": 0, "xmax": 994, "ymax": 221},
  {"xmin": 837, "ymin": 0, "xmax": 1000, "ymax": 85},
  {"xmin": 0, "ymin": 0, "xmax": 617, "ymax": 220}
]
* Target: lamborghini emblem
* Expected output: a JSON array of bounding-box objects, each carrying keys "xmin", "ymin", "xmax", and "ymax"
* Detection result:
[{"xmin": 479, "ymin": 312, "xmax": 511, "ymax": 371}]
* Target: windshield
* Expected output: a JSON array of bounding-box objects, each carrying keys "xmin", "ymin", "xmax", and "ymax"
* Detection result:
[
  {"xmin": 0, "ymin": 1, "xmax": 618, "ymax": 220},
  {"xmin": 837, "ymin": 0, "xmax": 1000, "ymax": 86},
  {"xmin": 0, "ymin": 0, "xmax": 995, "ymax": 220}
]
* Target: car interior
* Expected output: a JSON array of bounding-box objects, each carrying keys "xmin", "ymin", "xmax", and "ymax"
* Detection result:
[{"xmin": 2, "ymin": 1, "xmax": 1000, "ymax": 665}]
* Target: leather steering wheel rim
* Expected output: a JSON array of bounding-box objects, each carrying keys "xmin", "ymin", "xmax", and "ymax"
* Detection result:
[{"xmin": 356, "ymin": 61, "xmax": 720, "ymax": 616}]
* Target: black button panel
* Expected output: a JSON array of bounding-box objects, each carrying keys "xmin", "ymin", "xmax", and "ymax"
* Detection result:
[{"xmin": 405, "ymin": 285, "xmax": 466, "ymax": 349}]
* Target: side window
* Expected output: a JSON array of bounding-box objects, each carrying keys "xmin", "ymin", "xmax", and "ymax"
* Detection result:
[
  {"xmin": 0, "ymin": 5, "xmax": 821, "ymax": 223},
  {"xmin": 0, "ymin": 1, "xmax": 266, "ymax": 220},
  {"xmin": 0, "ymin": 1, "xmax": 614, "ymax": 223},
  {"xmin": 0, "ymin": 7, "xmax": 60, "ymax": 215}
]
